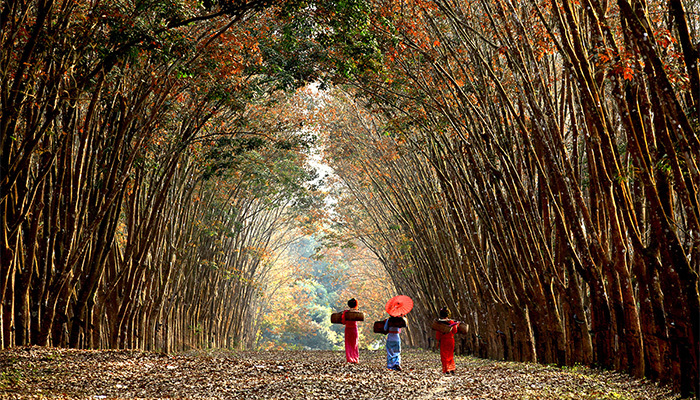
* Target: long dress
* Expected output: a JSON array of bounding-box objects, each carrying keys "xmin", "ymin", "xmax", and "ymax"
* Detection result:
[
  {"xmin": 435, "ymin": 319, "xmax": 458, "ymax": 373},
  {"xmin": 342, "ymin": 310, "xmax": 359, "ymax": 363},
  {"xmin": 384, "ymin": 319, "xmax": 401, "ymax": 370}
]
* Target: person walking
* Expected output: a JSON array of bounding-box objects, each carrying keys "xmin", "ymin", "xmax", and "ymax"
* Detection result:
[
  {"xmin": 382, "ymin": 295, "xmax": 413, "ymax": 372},
  {"xmin": 342, "ymin": 298, "xmax": 360, "ymax": 364},
  {"xmin": 435, "ymin": 306, "xmax": 458, "ymax": 374},
  {"xmin": 384, "ymin": 316, "xmax": 405, "ymax": 371}
]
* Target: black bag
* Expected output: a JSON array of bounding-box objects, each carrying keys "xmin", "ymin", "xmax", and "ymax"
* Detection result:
[{"xmin": 387, "ymin": 316, "xmax": 407, "ymax": 328}]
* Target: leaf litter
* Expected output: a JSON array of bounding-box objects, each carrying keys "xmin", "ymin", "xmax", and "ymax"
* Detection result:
[{"xmin": 0, "ymin": 346, "xmax": 684, "ymax": 399}]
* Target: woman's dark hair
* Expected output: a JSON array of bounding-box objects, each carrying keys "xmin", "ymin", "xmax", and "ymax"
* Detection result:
[
  {"xmin": 348, "ymin": 298, "xmax": 358, "ymax": 308},
  {"xmin": 439, "ymin": 307, "xmax": 449, "ymax": 318}
]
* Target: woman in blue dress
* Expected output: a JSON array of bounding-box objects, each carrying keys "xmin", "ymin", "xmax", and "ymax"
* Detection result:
[{"xmin": 384, "ymin": 316, "xmax": 405, "ymax": 371}]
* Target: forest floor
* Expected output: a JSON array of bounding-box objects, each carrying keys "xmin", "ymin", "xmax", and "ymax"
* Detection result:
[{"xmin": 0, "ymin": 346, "xmax": 685, "ymax": 399}]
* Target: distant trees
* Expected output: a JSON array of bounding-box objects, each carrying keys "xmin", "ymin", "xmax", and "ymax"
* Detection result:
[
  {"xmin": 255, "ymin": 235, "xmax": 394, "ymax": 350},
  {"xmin": 255, "ymin": 236, "xmax": 346, "ymax": 350},
  {"xmin": 321, "ymin": 0, "xmax": 698, "ymax": 396}
]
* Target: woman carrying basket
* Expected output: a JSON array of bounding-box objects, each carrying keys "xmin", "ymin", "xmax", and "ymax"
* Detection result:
[
  {"xmin": 342, "ymin": 298, "xmax": 360, "ymax": 364},
  {"xmin": 383, "ymin": 316, "xmax": 404, "ymax": 371},
  {"xmin": 383, "ymin": 295, "xmax": 413, "ymax": 371},
  {"xmin": 435, "ymin": 306, "xmax": 458, "ymax": 374}
]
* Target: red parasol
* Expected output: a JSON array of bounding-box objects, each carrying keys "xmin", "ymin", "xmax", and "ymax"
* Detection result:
[{"xmin": 385, "ymin": 295, "xmax": 414, "ymax": 317}]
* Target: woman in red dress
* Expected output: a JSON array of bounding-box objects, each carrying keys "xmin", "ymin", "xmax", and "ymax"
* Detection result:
[
  {"xmin": 435, "ymin": 307, "xmax": 458, "ymax": 374},
  {"xmin": 342, "ymin": 298, "xmax": 360, "ymax": 363}
]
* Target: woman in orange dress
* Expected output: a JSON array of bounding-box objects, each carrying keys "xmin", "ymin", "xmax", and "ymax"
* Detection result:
[
  {"xmin": 342, "ymin": 298, "xmax": 360, "ymax": 363},
  {"xmin": 435, "ymin": 307, "xmax": 458, "ymax": 374}
]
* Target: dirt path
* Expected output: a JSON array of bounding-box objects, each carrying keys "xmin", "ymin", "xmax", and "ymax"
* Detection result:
[
  {"xmin": 419, "ymin": 373, "xmax": 454, "ymax": 399},
  {"xmin": 0, "ymin": 346, "xmax": 683, "ymax": 399}
]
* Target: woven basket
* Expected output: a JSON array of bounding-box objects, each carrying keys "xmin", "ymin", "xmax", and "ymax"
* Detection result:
[
  {"xmin": 456, "ymin": 322, "xmax": 468, "ymax": 335},
  {"xmin": 345, "ymin": 311, "xmax": 364, "ymax": 321},
  {"xmin": 330, "ymin": 312, "xmax": 343, "ymax": 324},
  {"xmin": 331, "ymin": 311, "xmax": 365, "ymax": 324},
  {"xmin": 373, "ymin": 320, "xmax": 387, "ymax": 334},
  {"xmin": 431, "ymin": 320, "xmax": 453, "ymax": 333}
]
